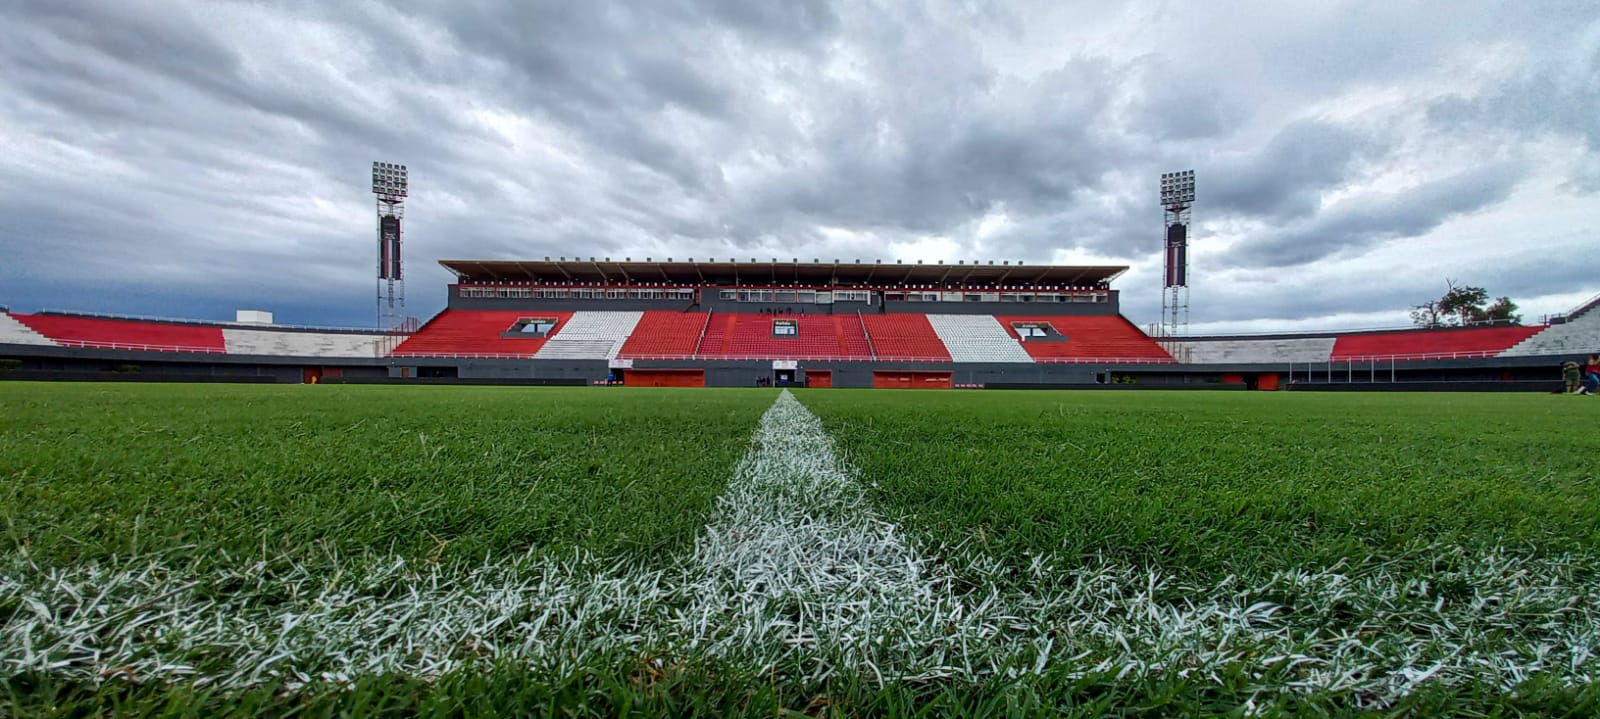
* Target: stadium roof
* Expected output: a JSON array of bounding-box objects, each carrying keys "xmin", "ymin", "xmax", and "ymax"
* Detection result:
[{"xmin": 440, "ymin": 259, "xmax": 1126, "ymax": 288}]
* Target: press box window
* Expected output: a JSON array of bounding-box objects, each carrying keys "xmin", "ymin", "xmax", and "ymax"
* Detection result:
[
  {"xmin": 1013, "ymin": 322, "xmax": 1051, "ymax": 340},
  {"xmin": 509, "ymin": 317, "xmax": 560, "ymax": 337}
]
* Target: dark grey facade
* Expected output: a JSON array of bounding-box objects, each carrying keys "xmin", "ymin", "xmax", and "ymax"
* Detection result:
[{"xmin": 445, "ymin": 289, "xmax": 1123, "ymax": 318}]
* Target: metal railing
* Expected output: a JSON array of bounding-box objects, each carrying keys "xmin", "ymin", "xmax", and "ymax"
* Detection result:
[
  {"xmin": 1286, "ymin": 350, "xmax": 1520, "ymax": 384},
  {"xmin": 390, "ymin": 351, "xmax": 537, "ymax": 359},
  {"xmin": 1558, "ymin": 291, "xmax": 1600, "ymax": 322},
  {"xmin": 386, "ymin": 351, "xmax": 1182, "ymax": 364},
  {"xmin": 621, "ymin": 353, "xmax": 929, "ymax": 363},
  {"xmin": 53, "ymin": 339, "xmax": 228, "ymax": 354},
  {"xmin": 1034, "ymin": 356, "xmax": 1179, "ymax": 365},
  {"xmin": 1333, "ymin": 349, "xmax": 1505, "ymax": 363}
]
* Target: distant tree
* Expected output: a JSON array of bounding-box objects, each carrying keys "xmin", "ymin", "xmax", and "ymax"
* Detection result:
[
  {"xmin": 1482, "ymin": 296, "xmax": 1522, "ymax": 324},
  {"xmin": 1412, "ymin": 280, "xmax": 1521, "ymax": 328}
]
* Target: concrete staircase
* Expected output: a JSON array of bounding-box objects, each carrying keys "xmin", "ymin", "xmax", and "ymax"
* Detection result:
[
  {"xmin": 223, "ymin": 328, "xmax": 388, "ymax": 358},
  {"xmin": 1175, "ymin": 337, "xmax": 1335, "ymax": 364},
  {"xmin": 0, "ymin": 312, "xmax": 58, "ymax": 346}
]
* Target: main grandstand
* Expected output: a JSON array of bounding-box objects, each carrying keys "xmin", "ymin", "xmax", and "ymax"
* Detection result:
[{"xmin": 1, "ymin": 258, "xmax": 1596, "ymax": 389}]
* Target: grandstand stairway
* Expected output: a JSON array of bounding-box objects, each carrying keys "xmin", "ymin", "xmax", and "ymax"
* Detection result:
[
  {"xmin": 223, "ymin": 329, "xmax": 386, "ymax": 358},
  {"xmin": 0, "ymin": 312, "xmax": 58, "ymax": 346},
  {"xmin": 925, "ymin": 314, "xmax": 1033, "ymax": 363},
  {"xmin": 533, "ymin": 311, "xmax": 643, "ymax": 360}
]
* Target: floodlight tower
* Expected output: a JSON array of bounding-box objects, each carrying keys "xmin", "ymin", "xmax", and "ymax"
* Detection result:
[
  {"xmin": 1159, "ymin": 170, "xmax": 1195, "ymax": 341},
  {"xmin": 371, "ymin": 162, "xmax": 408, "ymax": 330}
]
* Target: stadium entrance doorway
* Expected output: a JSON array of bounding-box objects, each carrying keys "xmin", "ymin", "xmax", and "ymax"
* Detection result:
[
  {"xmin": 302, "ymin": 367, "xmax": 343, "ymax": 384},
  {"xmin": 774, "ymin": 368, "xmax": 797, "ymax": 386}
]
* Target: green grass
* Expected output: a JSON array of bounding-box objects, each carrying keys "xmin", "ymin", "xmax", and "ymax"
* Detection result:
[
  {"xmin": 0, "ymin": 383, "xmax": 774, "ymax": 570},
  {"xmin": 800, "ymin": 390, "xmax": 1600, "ymax": 578},
  {"xmin": 4, "ymin": 383, "xmax": 1600, "ymax": 717}
]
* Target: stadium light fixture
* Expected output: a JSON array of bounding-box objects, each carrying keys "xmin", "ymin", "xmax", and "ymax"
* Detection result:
[
  {"xmin": 1160, "ymin": 169, "xmax": 1195, "ymax": 206},
  {"xmin": 371, "ymin": 161, "xmax": 408, "ymax": 198}
]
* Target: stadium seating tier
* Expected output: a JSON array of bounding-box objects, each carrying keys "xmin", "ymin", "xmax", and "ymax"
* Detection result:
[
  {"xmin": 223, "ymin": 329, "xmax": 387, "ymax": 358},
  {"xmin": 1501, "ymin": 301, "xmax": 1600, "ymax": 356},
  {"xmin": 391, "ymin": 310, "xmax": 573, "ymax": 356},
  {"xmin": 860, "ymin": 314, "xmax": 952, "ymax": 361},
  {"xmin": 695, "ymin": 313, "xmax": 872, "ymax": 359},
  {"xmin": 534, "ymin": 311, "xmax": 643, "ymax": 360},
  {"xmin": 617, "ymin": 311, "xmax": 707, "ymax": 358},
  {"xmin": 996, "ymin": 315, "xmax": 1172, "ymax": 362},
  {"xmin": 11, "ymin": 313, "xmax": 226, "ymax": 352},
  {"xmin": 925, "ymin": 314, "xmax": 1034, "ymax": 363},
  {"xmin": 0, "ymin": 312, "xmax": 58, "ymax": 346},
  {"xmin": 1330, "ymin": 326, "xmax": 1544, "ymax": 361},
  {"xmin": 1174, "ymin": 337, "xmax": 1335, "ymax": 364}
]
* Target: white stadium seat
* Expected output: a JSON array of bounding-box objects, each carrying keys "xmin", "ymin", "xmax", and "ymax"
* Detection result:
[
  {"xmin": 1174, "ymin": 337, "xmax": 1335, "ymax": 364},
  {"xmin": 223, "ymin": 328, "xmax": 387, "ymax": 358},
  {"xmin": 533, "ymin": 311, "xmax": 644, "ymax": 360},
  {"xmin": 925, "ymin": 314, "xmax": 1034, "ymax": 363},
  {"xmin": 0, "ymin": 312, "xmax": 58, "ymax": 346},
  {"xmin": 1500, "ymin": 308, "xmax": 1600, "ymax": 357}
]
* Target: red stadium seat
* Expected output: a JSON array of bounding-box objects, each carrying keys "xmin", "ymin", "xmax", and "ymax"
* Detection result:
[
  {"xmin": 12, "ymin": 313, "xmax": 226, "ymax": 353},
  {"xmin": 391, "ymin": 310, "xmax": 573, "ymax": 357},
  {"xmin": 617, "ymin": 311, "xmax": 707, "ymax": 358},
  {"xmin": 861, "ymin": 314, "xmax": 951, "ymax": 361},
  {"xmin": 995, "ymin": 315, "xmax": 1173, "ymax": 362},
  {"xmin": 1330, "ymin": 326, "xmax": 1544, "ymax": 361},
  {"xmin": 696, "ymin": 313, "xmax": 873, "ymax": 360}
]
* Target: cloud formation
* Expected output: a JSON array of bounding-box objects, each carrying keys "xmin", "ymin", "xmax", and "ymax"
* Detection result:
[{"xmin": 0, "ymin": 0, "xmax": 1595, "ymax": 331}]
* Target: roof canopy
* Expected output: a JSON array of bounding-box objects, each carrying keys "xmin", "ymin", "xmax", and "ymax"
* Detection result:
[{"xmin": 440, "ymin": 259, "xmax": 1126, "ymax": 289}]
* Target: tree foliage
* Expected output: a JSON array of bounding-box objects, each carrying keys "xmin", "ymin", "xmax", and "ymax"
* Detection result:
[{"xmin": 1411, "ymin": 280, "xmax": 1521, "ymax": 328}]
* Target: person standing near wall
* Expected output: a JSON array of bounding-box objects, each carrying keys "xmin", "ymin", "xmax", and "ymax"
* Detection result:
[
  {"xmin": 1582, "ymin": 354, "xmax": 1600, "ymax": 395},
  {"xmin": 1563, "ymin": 361, "xmax": 1582, "ymax": 394}
]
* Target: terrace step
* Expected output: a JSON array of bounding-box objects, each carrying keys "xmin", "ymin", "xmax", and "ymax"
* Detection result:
[
  {"xmin": 0, "ymin": 311, "xmax": 57, "ymax": 346},
  {"xmin": 926, "ymin": 314, "xmax": 1033, "ymax": 363}
]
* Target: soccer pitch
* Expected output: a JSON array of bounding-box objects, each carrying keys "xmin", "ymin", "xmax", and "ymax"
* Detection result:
[{"xmin": 2, "ymin": 384, "xmax": 1597, "ymax": 716}]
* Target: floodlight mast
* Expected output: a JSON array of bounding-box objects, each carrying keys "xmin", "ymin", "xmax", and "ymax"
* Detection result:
[
  {"xmin": 1158, "ymin": 170, "xmax": 1195, "ymax": 350},
  {"xmin": 372, "ymin": 161, "xmax": 408, "ymax": 335}
]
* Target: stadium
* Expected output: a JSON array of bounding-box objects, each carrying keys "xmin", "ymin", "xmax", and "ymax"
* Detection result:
[{"xmin": 1, "ymin": 256, "xmax": 1596, "ymax": 389}]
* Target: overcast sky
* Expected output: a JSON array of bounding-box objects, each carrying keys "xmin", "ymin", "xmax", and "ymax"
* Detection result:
[{"xmin": 1, "ymin": 1, "xmax": 1596, "ymax": 332}]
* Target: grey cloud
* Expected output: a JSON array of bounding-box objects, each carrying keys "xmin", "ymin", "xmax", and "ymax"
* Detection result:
[
  {"xmin": 1234, "ymin": 161, "xmax": 1527, "ymax": 268},
  {"xmin": 1204, "ymin": 121, "xmax": 1382, "ymax": 221}
]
